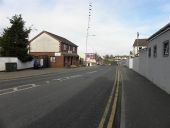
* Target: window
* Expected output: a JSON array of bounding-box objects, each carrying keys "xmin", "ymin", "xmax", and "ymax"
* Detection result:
[
  {"xmin": 64, "ymin": 44, "xmax": 67, "ymax": 50},
  {"xmin": 163, "ymin": 40, "xmax": 169, "ymax": 57},
  {"xmin": 73, "ymin": 47, "xmax": 75, "ymax": 52},
  {"xmin": 50, "ymin": 57, "xmax": 56, "ymax": 62},
  {"xmin": 148, "ymin": 47, "xmax": 151, "ymax": 58},
  {"xmin": 153, "ymin": 45, "xmax": 157, "ymax": 57},
  {"xmin": 68, "ymin": 46, "xmax": 71, "ymax": 51}
]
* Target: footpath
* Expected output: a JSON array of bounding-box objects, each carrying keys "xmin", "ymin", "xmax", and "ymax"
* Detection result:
[
  {"xmin": 0, "ymin": 67, "xmax": 90, "ymax": 81},
  {"xmin": 121, "ymin": 66, "xmax": 170, "ymax": 128}
]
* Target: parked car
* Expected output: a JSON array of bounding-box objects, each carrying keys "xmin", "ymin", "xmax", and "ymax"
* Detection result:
[{"xmin": 33, "ymin": 59, "xmax": 41, "ymax": 69}]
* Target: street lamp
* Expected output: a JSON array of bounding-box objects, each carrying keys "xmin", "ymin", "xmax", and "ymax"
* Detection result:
[{"xmin": 137, "ymin": 32, "xmax": 139, "ymax": 56}]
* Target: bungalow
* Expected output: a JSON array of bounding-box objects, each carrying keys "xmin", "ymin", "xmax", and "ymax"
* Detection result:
[
  {"xmin": 147, "ymin": 22, "xmax": 170, "ymax": 93},
  {"xmin": 133, "ymin": 39, "xmax": 148, "ymax": 56},
  {"xmin": 29, "ymin": 31, "xmax": 79, "ymax": 68}
]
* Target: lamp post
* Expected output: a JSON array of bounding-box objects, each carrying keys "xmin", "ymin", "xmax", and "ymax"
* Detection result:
[
  {"xmin": 85, "ymin": 2, "xmax": 93, "ymax": 66},
  {"xmin": 86, "ymin": 2, "xmax": 93, "ymax": 54},
  {"xmin": 137, "ymin": 32, "xmax": 139, "ymax": 56}
]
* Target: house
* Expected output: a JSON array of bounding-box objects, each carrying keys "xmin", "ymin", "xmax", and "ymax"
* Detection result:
[
  {"xmin": 78, "ymin": 52, "xmax": 86, "ymax": 65},
  {"xmin": 113, "ymin": 55, "xmax": 129, "ymax": 62},
  {"xmin": 146, "ymin": 22, "xmax": 170, "ymax": 93},
  {"xmin": 133, "ymin": 39, "xmax": 148, "ymax": 56},
  {"xmin": 124, "ymin": 22, "xmax": 170, "ymax": 94},
  {"xmin": 29, "ymin": 31, "xmax": 79, "ymax": 68}
]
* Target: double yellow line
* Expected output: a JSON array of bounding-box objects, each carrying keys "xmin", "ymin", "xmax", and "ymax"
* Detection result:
[{"xmin": 98, "ymin": 65, "xmax": 121, "ymax": 128}]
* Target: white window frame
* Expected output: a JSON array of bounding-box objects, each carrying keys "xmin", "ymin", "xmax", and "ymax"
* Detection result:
[
  {"xmin": 73, "ymin": 47, "xmax": 75, "ymax": 52},
  {"xmin": 50, "ymin": 57, "xmax": 56, "ymax": 63},
  {"xmin": 148, "ymin": 47, "xmax": 151, "ymax": 58},
  {"xmin": 68, "ymin": 46, "xmax": 71, "ymax": 51},
  {"xmin": 153, "ymin": 45, "xmax": 157, "ymax": 58},
  {"xmin": 163, "ymin": 40, "xmax": 169, "ymax": 57},
  {"xmin": 64, "ymin": 44, "xmax": 67, "ymax": 50}
]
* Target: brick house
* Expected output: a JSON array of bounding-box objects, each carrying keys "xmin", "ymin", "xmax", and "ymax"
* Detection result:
[{"xmin": 29, "ymin": 31, "xmax": 79, "ymax": 68}]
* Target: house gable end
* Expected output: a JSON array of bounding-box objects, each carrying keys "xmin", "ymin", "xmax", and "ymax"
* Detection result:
[{"xmin": 30, "ymin": 32, "xmax": 60, "ymax": 53}]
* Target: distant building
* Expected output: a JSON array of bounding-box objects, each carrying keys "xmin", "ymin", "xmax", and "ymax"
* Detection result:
[
  {"xmin": 113, "ymin": 55, "xmax": 129, "ymax": 62},
  {"xmin": 85, "ymin": 53, "xmax": 97, "ymax": 66},
  {"xmin": 133, "ymin": 39, "xmax": 148, "ymax": 56},
  {"xmin": 78, "ymin": 52, "xmax": 86, "ymax": 65},
  {"xmin": 29, "ymin": 31, "xmax": 79, "ymax": 68}
]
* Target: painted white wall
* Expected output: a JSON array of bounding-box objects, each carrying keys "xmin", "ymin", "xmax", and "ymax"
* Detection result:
[
  {"xmin": 122, "ymin": 29, "xmax": 170, "ymax": 94},
  {"xmin": 138, "ymin": 49, "xmax": 148, "ymax": 77},
  {"xmin": 133, "ymin": 46, "xmax": 146, "ymax": 56},
  {"xmin": 147, "ymin": 29, "xmax": 170, "ymax": 93},
  {"xmin": 30, "ymin": 33, "xmax": 60, "ymax": 52},
  {"xmin": 129, "ymin": 58, "xmax": 133, "ymax": 69},
  {"xmin": 132, "ymin": 57, "xmax": 139, "ymax": 73},
  {"xmin": 0, "ymin": 57, "xmax": 33, "ymax": 71}
]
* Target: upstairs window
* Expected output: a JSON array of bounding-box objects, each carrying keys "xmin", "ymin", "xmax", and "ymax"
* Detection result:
[
  {"xmin": 148, "ymin": 47, "xmax": 151, "ymax": 58},
  {"xmin": 64, "ymin": 44, "xmax": 67, "ymax": 50},
  {"xmin": 163, "ymin": 41, "xmax": 169, "ymax": 57},
  {"xmin": 73, "ymin": 47, "xmax": 76, "ymax": 52},
  {"xmin": 153, "ymin": 45, "xmax": 157, "ymax": 57}
]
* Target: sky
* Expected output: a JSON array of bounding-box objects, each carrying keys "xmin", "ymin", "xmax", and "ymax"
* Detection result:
[{"xmin": 0, "ymin": 0, "xmax": 170, "ymax": 56}]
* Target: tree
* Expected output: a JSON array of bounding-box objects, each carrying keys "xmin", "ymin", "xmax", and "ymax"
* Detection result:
[
  {"xmin": 104, "ymin": 54, "xmax": 109, "ymax": 60},
  {"xmin": 0, "ymin": 14, "xmax": 32, "ymax": 62}
]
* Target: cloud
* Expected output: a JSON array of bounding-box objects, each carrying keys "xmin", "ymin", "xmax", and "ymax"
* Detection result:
[{"xmin": 0, "ymin": 0, "xmax": 170, "ymax": 56}]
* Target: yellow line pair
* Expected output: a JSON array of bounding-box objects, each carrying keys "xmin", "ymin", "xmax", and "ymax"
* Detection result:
[{"xmin": 98, "ymin": 65, "xmax": 121, "ymax": 128}]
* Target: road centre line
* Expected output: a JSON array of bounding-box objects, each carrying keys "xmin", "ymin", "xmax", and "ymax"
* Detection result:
[
  {"xmin": 86, "ymin": 71, "xmax": 97, "ymax": 74},
  {"xmin": 0, "ymin": 68, "xmax": 100, "ymax": 96},
  {"xmin": 0, "ymin": 84, "xmax": 35, "ymax": 93},
  {"xmin": 98, "ymin": 67, "xmax": 118, "ymax": 128},
  {"xmin": 46, "ymin": 81, "xmax": 50, "ymax": 84},
  {"xmin": 52, "ymin": 74, "xmax": 82, "ymax": 81},
  {"xmin": 0, "ymin": 84, "xmax": 40, "ymax": 96}
]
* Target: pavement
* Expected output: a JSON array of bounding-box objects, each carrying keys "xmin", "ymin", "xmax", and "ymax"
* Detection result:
[
  {"xmin": 0, "ymin": 65, "xmax": 117, "ymax": 128},
  {"xmin": 120, "ymin": 66, "xmax": 170, "ymax": 128}
]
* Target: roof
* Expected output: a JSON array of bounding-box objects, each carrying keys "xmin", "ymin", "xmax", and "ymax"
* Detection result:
[
  {"xmin": 29, "ymin": 31, "xmax": 78, "ymax": 47},
  {"xmin": 148, "ymin": 22, "xmax": 170, "ymax": 41},
  {"xmin": 133, "ymin": 39, "xmax": 148, "ymax": 47}
]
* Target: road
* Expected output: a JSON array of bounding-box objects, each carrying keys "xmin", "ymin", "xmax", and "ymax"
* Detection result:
[{"xmin": 0, "ymin": 65, "xmax": 117, "ymax": 128}]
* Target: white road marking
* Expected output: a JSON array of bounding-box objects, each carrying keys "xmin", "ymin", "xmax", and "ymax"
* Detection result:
[
  {"xmin": 86, "ymin": 71, "xmax": 97, "ymax": 74},
  {"xmin": 46, "ymin": 81, "xmax": 50, "ymax": 84},
  {"xmin": 13, "ymin": 87, "xmax": 18, "ymax": 91},
  {"xmin": 0, "ymin": 84, "xmax": 40, "ymax": 96},
  {"xmin": 52, "ymin": 74, "xmax": 82, "ymax": 81},
  {"xmin": 0, "ymin": 72, "xmax": 89, "ymax": 96}
]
